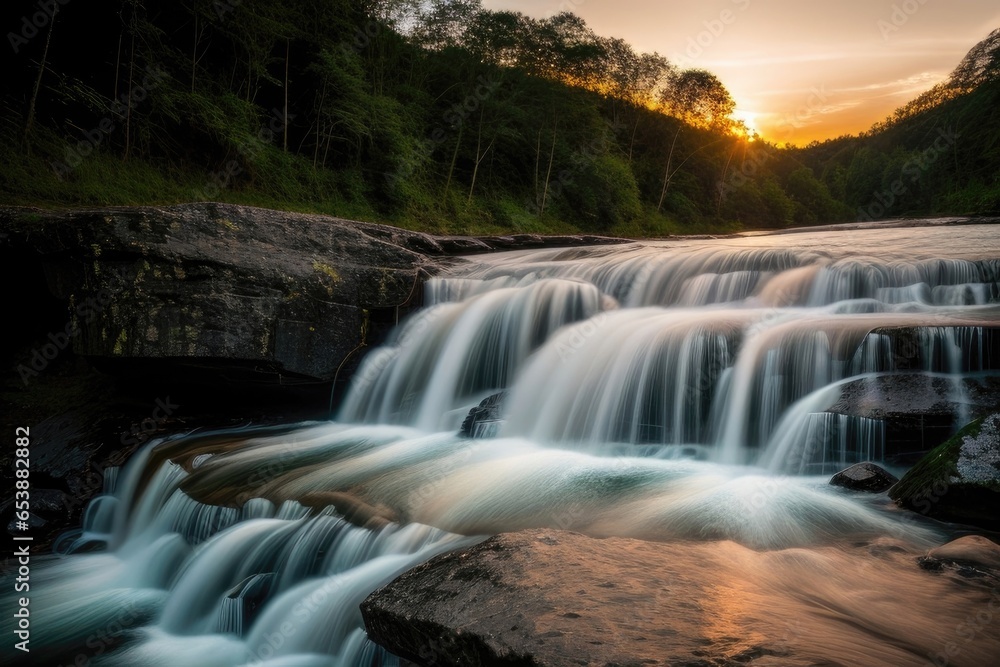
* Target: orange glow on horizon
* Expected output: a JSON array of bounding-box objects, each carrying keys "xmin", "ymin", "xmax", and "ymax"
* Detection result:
[{"xmin": 485, "ymin": 0, "xmax": 1000, "ymax": 145}]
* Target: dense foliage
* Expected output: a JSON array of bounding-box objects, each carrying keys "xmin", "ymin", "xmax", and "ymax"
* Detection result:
[{"xmin": 2, "ymin": 1, "xmax": 997, "ymax": 234}]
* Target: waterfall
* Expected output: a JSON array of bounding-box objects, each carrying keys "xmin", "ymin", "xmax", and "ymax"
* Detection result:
[
  {"xmin": 340, "ymin": 278, "xmax": 611, "ymax": 431},
  {"xmin": 7, "ymin": 224, "xmax": 998, "ymax": 667}
]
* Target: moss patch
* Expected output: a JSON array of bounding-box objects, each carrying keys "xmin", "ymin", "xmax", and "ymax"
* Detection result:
[{"xmin": 312, "ymin": 261, "xmax": 341, "ymax": 283}]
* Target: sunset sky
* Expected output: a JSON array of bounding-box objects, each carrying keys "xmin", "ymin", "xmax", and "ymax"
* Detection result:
[{"xmin": 484, "ymin": 0, "xmax": 1000, "ymax": 145}]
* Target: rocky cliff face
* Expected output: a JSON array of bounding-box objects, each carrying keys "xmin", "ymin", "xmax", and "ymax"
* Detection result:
[
  {"xmin": 1, "ymin": 203, "xmax": 626, "ymax": 386},
  {"xmin": 4, "ymin": 203, "xmax": 444, "ymax": 384}
]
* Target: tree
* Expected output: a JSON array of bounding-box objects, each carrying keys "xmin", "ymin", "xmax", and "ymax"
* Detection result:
[
  {"xmin": 409, "ymin": 0, "xmax": 482, "ymax": 50},
  {"xmin": 785, "ymin": 167, "xmax": 845, "ymax": 224},
  {"xmin": 310, "ymin": 47, "xmax": 372, "ymax": 167},
  {"xmin": 462, "ymin": 9, "xmax": 529, "ymax": 67},
  {"xmin": 535, "ymin": 13, "xmax": 604, "ymax": 84},
  {"xmin": 22, "ymin": 3, "xmax": 58, "ymax": 154},
  {"xmin": 660, "ymin": 69, "xmax": 735, "ymax": 130},
  {"xmin": 950, "ymin": 27, "xmax": 1000, "ymax": 90}
]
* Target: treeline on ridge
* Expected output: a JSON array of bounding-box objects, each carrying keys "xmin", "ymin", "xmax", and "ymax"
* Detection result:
[{"xmin": 3, "ymin": 0, "xmax": 998, "ymax": 234}]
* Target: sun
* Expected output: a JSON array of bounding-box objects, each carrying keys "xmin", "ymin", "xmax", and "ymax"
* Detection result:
[{"xmin": 730, "ymin": 109, "xmax": 760, "ymax": 141}]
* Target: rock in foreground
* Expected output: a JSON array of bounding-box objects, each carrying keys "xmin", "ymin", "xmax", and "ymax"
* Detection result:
[
  {"xmin": 830, "ymin": 462, "xmax": 898, "ymax": 492},
  {"xmin": 889, "ymin": 413, "xmax": 1000, "ymax": 529},
  {"xmin": 923, "ymin": 535, "xmax": 1000, "ymax": 571},
  {"xmin": 361, "ymin": 529, "xmax": 1000, "ymax": 667}
]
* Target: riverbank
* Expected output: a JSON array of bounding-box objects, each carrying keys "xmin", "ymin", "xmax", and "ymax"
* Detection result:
[{"xmin": 0, "ymin": 140, "xmax": 743, "ymax": 239}]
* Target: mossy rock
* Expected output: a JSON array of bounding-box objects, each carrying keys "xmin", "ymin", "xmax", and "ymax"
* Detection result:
[{"xmin": 889, "ymin": 414, "xmax": 1000, "ymax": 529}]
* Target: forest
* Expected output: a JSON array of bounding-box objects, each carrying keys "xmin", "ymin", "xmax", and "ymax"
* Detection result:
[{"xmin": 3, "ymin": 0, "xmax": 999, "ymax": 235}]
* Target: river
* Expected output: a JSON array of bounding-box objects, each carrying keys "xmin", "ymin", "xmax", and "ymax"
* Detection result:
[{"xmin": 4, "ymin": 222, "xmax": 1000, "ymax": 666}]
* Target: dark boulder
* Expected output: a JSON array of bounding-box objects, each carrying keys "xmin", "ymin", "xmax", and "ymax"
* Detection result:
[
  {"xmin": 830, "ymin": 462, "xmax": 899, "ymax": 492},
  {"xmin": 222, "ymin": 573, "xmax": 274, "ymax": 635},
  {"xmin": 459, "ymin": 391, "xmax": 506, "ymax": 438},
  {"xmin": 889, "ymin": 413, "xmax": 1000, "ymax": 529},
  {"xmin": 828, "ymin": 373, "xmax": 1000, "ymax": 463},
  {"xmin": 830, "ymin": 374, "xmax": 1000, "ymax": 422}
]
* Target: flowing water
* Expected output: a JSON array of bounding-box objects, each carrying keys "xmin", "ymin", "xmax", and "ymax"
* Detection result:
[{"xmin": 5, "ymin": 223, "xmax": 1000, "ymax": 666}]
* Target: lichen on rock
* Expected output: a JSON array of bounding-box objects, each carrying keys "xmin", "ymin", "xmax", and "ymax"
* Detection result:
[
  {"xmin": 955, "ymin": 413, "xmax": 1000, "ymax": 486},
  {"xmin": 889, "ymin": 413, "xmax": 1000, "ymax": 529}
]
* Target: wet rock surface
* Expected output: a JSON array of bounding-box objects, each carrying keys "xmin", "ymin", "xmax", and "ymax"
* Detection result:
[
  {"xmin": 0, "ymin": 363, "xmax": 330, "ymax": 551},
  {"xmin": 0, "ymin": 203, "xmax": 627, "ymax": 549},
  {"xmin": 362, "ymin": 530, "xmax": 759, "ymax": 667},
  {"xmin": 2, "ymin": 203, "xmax": 439, "ymax": 385},
  {"xmin": 831, "ymin": 374, "xmax": 1000, "ymax": 421},
  {"xmin": 830, "ymin": 462, "xmax": 899, "ymax": 492},
  {"xmin": 361, "ymin": 529, "xmax": 1000, "ymax": 667},
  {"xmin": 829, "ymin": 373, "xmax": 1000, "ymax": 463}
]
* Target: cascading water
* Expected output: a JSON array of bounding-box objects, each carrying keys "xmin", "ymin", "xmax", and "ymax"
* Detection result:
[{"xmin": 5, "ymin": 223, "xmax": 1000, "ymax": 666}]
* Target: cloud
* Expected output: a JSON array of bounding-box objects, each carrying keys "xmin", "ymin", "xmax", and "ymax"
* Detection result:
[
  {"xmin": 701, "ymin": 53, "xmax": 849, "ymax": 68},
  {"xmin": 836, "ymin": 71, "xmax": 943, "ymax": 91}
]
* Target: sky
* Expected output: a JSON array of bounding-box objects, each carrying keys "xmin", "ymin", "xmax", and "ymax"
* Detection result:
[{"xmin": 483, "ymin": 0, "xmax": 1000, "ymax": 145}]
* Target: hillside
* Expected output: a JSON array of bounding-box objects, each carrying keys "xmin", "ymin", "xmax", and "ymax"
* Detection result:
[
  {"xmin": 796, "ymin": 28, "xmax": 1000, "ymax": 220},
  {"xmin": 1, "ymin": 1, "xmax": 997, "ymax": 234}
]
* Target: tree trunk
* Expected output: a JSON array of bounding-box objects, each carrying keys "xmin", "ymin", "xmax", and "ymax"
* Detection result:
[
  {"xmin": 534, "ymin": 128, "xmax": 542, "ymax": 203},
  {"xmin": 283, "ymin": 39, "xmax": 290, "ymax": 152},
  {"xmin": 313, "ymin": 79, "xmax": 327, "ymax": 169},
  {"xmin": 628, "ymin": 114, "xmax": 640, "ymax": 163},
  {"xmin": 124, "ymin": 29, "xmax": 135, "ymax": 160},
  {"xmin": 114, "ymin": 31, "xmax": 123, "ymax": 100},
  {"xmin": 540, "ymin": 121, "xmax": 557, "ymax": 215},
  {"xmin": 657, "ymin": 127, "xmax": 681, "ymax": 213},
  {"xmin": 322, "ymin": 129, "xmax": 332, "ymax": 169},
  {"xmin": 23, "ymin": 6, "xmax": 58, "ymax": 154},
  {"xmin": 717, "ymin": 143, "xmax": 738, "ymax": 215},
  {"xmin": 443, "ymin": 122, "xmax": 463, "ymax": 204},
  {"xmin": 191, "ymin": 12, "xmax": 198, "ymax": 93},
  {"xmin": 467, "ymin": 110, "xmax": 494, "ymax": 205}
]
